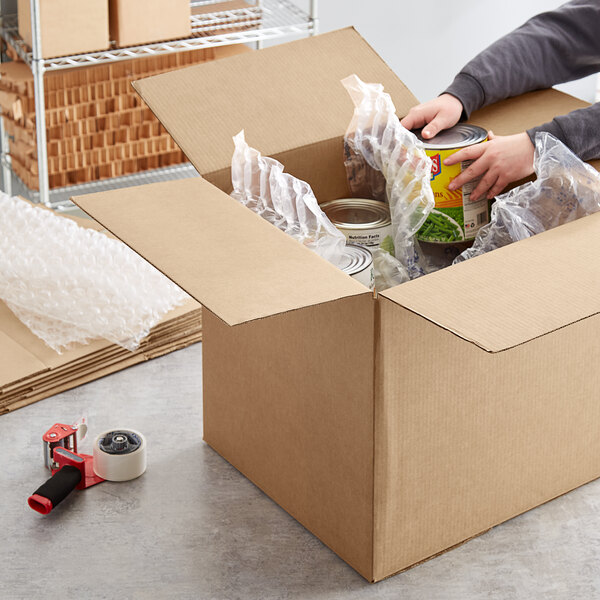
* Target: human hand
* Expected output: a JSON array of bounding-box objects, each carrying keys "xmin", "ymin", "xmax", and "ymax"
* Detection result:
[
  {"xmin": 444, "ymin": 131, "xmax": 535, "ymax": 201},
  {"xmin": 400, "ymin": 94, "xmax": 463, "ymax": 139}
]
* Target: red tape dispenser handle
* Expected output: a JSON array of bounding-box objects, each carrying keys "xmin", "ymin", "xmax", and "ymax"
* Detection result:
[
  {"xmin": 28, "ymin": 465, "xmax": 82, "ymax": 514},
  {"xmin": 28, "ymin": 447, "xmax": 97, "ymax": 514}
]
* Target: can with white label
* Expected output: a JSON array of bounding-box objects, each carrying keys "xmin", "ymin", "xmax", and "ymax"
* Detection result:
[
  {"xmin": 321, "ymin": 198, "xmax": 394, "ymax": 255},
  {"xmin": 415, "ymin": 124, "xmax": 488, "ymax": 243},
  {"xmin": 339, "ymin": 243, "xmax": 374, "ymax": 290}
]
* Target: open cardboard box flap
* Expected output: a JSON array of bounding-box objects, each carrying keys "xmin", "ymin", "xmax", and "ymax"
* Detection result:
[
  {"xmin": 132, "ymin": 27, "xmax": 419, "ymax": 179},
  {"xmin": 132, "ymin": 26, "xmax": 600, "ymax": 179},
  {"xmin": 73, "ymin": 177, "xmax": 367, "ymax": 327},
  {"xmin": 383, "ymin": 211, "xmax": 600, "ymax": 352},
  {"xmin": 78, "ymin": 28, "xmax": 600, "ymax": 333}
]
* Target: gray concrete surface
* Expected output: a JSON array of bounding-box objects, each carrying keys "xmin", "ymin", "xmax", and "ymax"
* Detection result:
[{"xmin": 2, "ymin": 342, "xmax": 600, "ymax": 600}]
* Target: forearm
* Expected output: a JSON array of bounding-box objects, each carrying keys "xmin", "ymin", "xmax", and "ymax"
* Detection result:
[
  {"xmin": 527, "ymin": 102, "xmax": 600, "ymax": 161},
  {"xmin": 444, "ymin": 0, "xmax": 600, "ymax": 117}
]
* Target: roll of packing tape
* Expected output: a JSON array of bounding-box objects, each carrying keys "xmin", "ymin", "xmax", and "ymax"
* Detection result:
[{"xmin": 93, "ymin": 429, "xmax": 146, "ymax": 482}]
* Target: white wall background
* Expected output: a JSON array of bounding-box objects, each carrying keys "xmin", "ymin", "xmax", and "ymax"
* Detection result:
[{"xmin": 292, "ymin": 0, "xmax": 597, "ymax": 103}]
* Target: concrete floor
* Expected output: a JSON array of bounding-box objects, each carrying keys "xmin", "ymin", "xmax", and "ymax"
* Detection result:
[{"xmin": 2, "ymin": 342, "xmax": 600, "ymax": 600}]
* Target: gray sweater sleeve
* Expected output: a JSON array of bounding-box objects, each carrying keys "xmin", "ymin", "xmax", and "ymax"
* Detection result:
[{"xmin": 443, "ymin": 0, "xmax": 600, "ymax": 160}]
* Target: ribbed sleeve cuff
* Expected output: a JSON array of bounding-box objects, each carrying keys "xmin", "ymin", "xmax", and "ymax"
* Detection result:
[
  {"xmin": 526, "ymin": 119, "xmax": 567, "ymax": 147},
  {"xmin": 443, "ymin": 73, "xmax": 485, "ymax": 119}
]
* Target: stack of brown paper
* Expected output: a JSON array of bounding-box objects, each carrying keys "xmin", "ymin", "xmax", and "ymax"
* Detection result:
[{"xmin": 0, "ymin": 211, "xmax": 202, "ymax": 415}]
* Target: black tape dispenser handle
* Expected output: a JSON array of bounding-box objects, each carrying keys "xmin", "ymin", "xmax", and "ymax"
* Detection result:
[{"xmin": 28, "ymin": 466, "xmax": 82, "ymax": 514}]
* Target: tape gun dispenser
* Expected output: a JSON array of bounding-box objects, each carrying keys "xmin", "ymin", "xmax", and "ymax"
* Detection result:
[{"xmin": 28, "ymin": 420, "xmax": 146, "ymax": 515}]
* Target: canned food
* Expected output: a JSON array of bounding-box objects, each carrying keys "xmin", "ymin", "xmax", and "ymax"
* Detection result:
[
  {"xmin": 415, "ymin": 124, "xmax": 489, "ymax": 243},
  {"xmin": 339, "ymin": 243, "xmax": 374, "ymax": 290},
  {"xmin": 321, "ymin": 198, "xmax": 394, "ymax": 255}
]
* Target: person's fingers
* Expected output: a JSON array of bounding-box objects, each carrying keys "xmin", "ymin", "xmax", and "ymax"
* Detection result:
[
  {"xmin": 443, "ymin": 142, "xmax": 486, "ymax": 166},
  {"xmin": 487, "ymin": 176, "xmax": 507, "ymax": 200},
  {"xmin": 448, "ymin": 155, "xmax": 490, "ymax": 191},
  {"xmin": 421, "ymin": 113, "xmax": 449, "ymax": 139},
  {"xmin": 400, "ymin": 108, "xmax": 429, "ymax": 131},
  {"xmin": 470, "ymin": 170, "xmax": 499, "ymax": 202},
  {"xmin": 487, "ymin": 130, "xmax": 495, "ymax": 140}
]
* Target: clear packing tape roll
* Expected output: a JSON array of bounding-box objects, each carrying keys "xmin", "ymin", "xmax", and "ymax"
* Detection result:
[
  {"xmin": 93, "ymin": 429, "xmax": 147, "ymax": 482},
  {"xmin": 0, "ymin": 194, "xmax": 188, "ymax": 353}
]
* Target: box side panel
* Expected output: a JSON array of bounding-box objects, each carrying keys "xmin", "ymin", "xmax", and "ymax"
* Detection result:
[
  {"xmin": 203, "ymin": 295, "xmax": 375, "ymax": 580},
  {"xmin": 382, "ymin": 212, "xmax": 600, "ymax": 352},
  {"xmin": 205, "ymin": 136, "xmax": 351, "ymax": 204},
  {"xmin": 110, "ymin": 0, "xmax": 190, "ymax": 47},
  {"xmin": 21, "ymin": 0, "xmax": 109, "ymax": 59},
  {"xmin": 373, "ymin": 297, "xmax": 600, "ymax": 580},
  {"xmin": 469, "ymin": 88, "xmax": 589, "ymax": 137}
]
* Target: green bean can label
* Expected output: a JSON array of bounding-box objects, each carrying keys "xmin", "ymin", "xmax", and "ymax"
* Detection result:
[{"xmin": 415, "ymin": 125, "xmax": 489, "ymax": 243}]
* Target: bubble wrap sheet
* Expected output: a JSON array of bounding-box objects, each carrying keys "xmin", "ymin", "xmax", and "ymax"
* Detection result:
[
  {"xmin": 0, "ymin": 195, "xmax": 188, "ymax": 353},
  {"xmin": 455, "ymin": 134, "xmax": 600, "ymax": 263}
]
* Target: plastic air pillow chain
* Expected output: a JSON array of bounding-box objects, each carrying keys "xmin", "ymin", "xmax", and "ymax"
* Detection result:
[
  {"xmin": 342, "ymin": 74, "xmax": 435, "ymax": 282},
  {"xmin": 455, "ymin": 133, "xmax": 600, "ymax": 263},
  {"xmin": 0, "ymin": 195, "xmax": 188, "ymax": 353},
  {"xmin": 231, "ymin": 131, "xmax": 347, "ymax": 267}
]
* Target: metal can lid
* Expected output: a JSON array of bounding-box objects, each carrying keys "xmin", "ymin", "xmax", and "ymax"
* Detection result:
[
  {"xmin": 321, "ymin": 198, "xmax": 391, "ymax": 230},
  {"xmin": 339, "ymin": 243, "xmax": 373, "ymax": 276},
  {"xmin": 414, "ymin": 124, "xmax": 488, "ymax": 150}
]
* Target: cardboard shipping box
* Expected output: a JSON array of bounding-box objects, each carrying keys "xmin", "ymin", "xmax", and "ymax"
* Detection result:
[
  {"xmin": 109, "ymin": 0, "xmax": 190, "ymax": 47},
  {"xmin": 74, "ymin": 28, "xmax": 600, "ymax": 582},
  {"xmin": 18, "ymin": 0, "xmax": 109, "ymax": 59}
]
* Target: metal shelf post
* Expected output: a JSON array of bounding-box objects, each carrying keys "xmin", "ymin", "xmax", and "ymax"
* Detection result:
[
  {"xmin": 30, "ymin": 0, "xmax": 50, "ymax": 206},
  {"xmin": 310, "ymin": 0, "xmax": 318, "ymax": 35}
]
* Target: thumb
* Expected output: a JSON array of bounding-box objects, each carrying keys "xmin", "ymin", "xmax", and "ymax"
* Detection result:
[
  {"xmin": 422, "ymin": 113, "xmax": 450, "ymax": 139},
  {"xmin": 487, "ymin": 130, "xmax": 495, "ymax": 140}
]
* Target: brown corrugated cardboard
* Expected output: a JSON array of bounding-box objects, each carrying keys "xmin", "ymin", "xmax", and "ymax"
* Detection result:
[
  {"xmin": 18, "ymin": 0, "xmax": 110, "ymax": 58},
  {"xmin": 109, "ymin": 0, "xmax": 190, "ymax": 47},
  {"xmin": 79, "ymin": 178, "xmax": 366, "ymax": 327},
  {"xmin": 74, "ymin": 27, "xmax": 600, "ymax": 581},
  {"xmin": 132, "ymin": 27, "xmax": 418, "ymax": 181},
  {"xmin": 382, "ymin": 212, "xmax": 600, "ymax": 351}
]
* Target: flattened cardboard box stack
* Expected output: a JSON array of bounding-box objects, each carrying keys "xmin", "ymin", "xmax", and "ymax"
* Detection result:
[
  {"xmin": 0, "ymin": 209, "xmax": 202, "ymax": 415},
  {"xmin": 0, "ymin": 45, "xmax": 251, "ymax": 190},
  {"xmin": 75, "ymin": 29, "xmax": 600, "ymax": 582}
]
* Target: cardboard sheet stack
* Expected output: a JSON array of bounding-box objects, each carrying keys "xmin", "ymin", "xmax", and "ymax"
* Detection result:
[
  {"xmin": 0, "ymin": 210, "xmax": 202, "ymax": 415},
  {"xmin": 0, "ymin": 45, "xmax": 250, "ymax": 190}
]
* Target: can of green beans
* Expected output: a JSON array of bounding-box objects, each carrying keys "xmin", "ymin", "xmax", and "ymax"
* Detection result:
[
  {"xmin": 415, "ymin": 124, "xmax": 488, "ymax": 243},
  {"xmin": 339, "ymin": 243, "xmax": 375, "ymax": 290},
  {"xmin": 321, "ymin": 198, "xmax": 394, "ymax": 255}
]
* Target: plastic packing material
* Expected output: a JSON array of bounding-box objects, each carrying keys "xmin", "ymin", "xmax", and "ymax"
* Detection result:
[
  {"xmin": 0, "ymin": 194, "xmax": 188, "ymax": 353},
  {"xmin": 372, "ymin": 248, "xmax": 410, "ymax": 292},
  {"xmin": 231, "ymin": 130, "xmax": 347, "ymax": 267},
  {"xmin": 342, "ymin": 74, "xmax": 435, "ymax": 282},
  {"xmin": 455, "ymin": 133, "xmax": 600, "ymax": 264}
]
